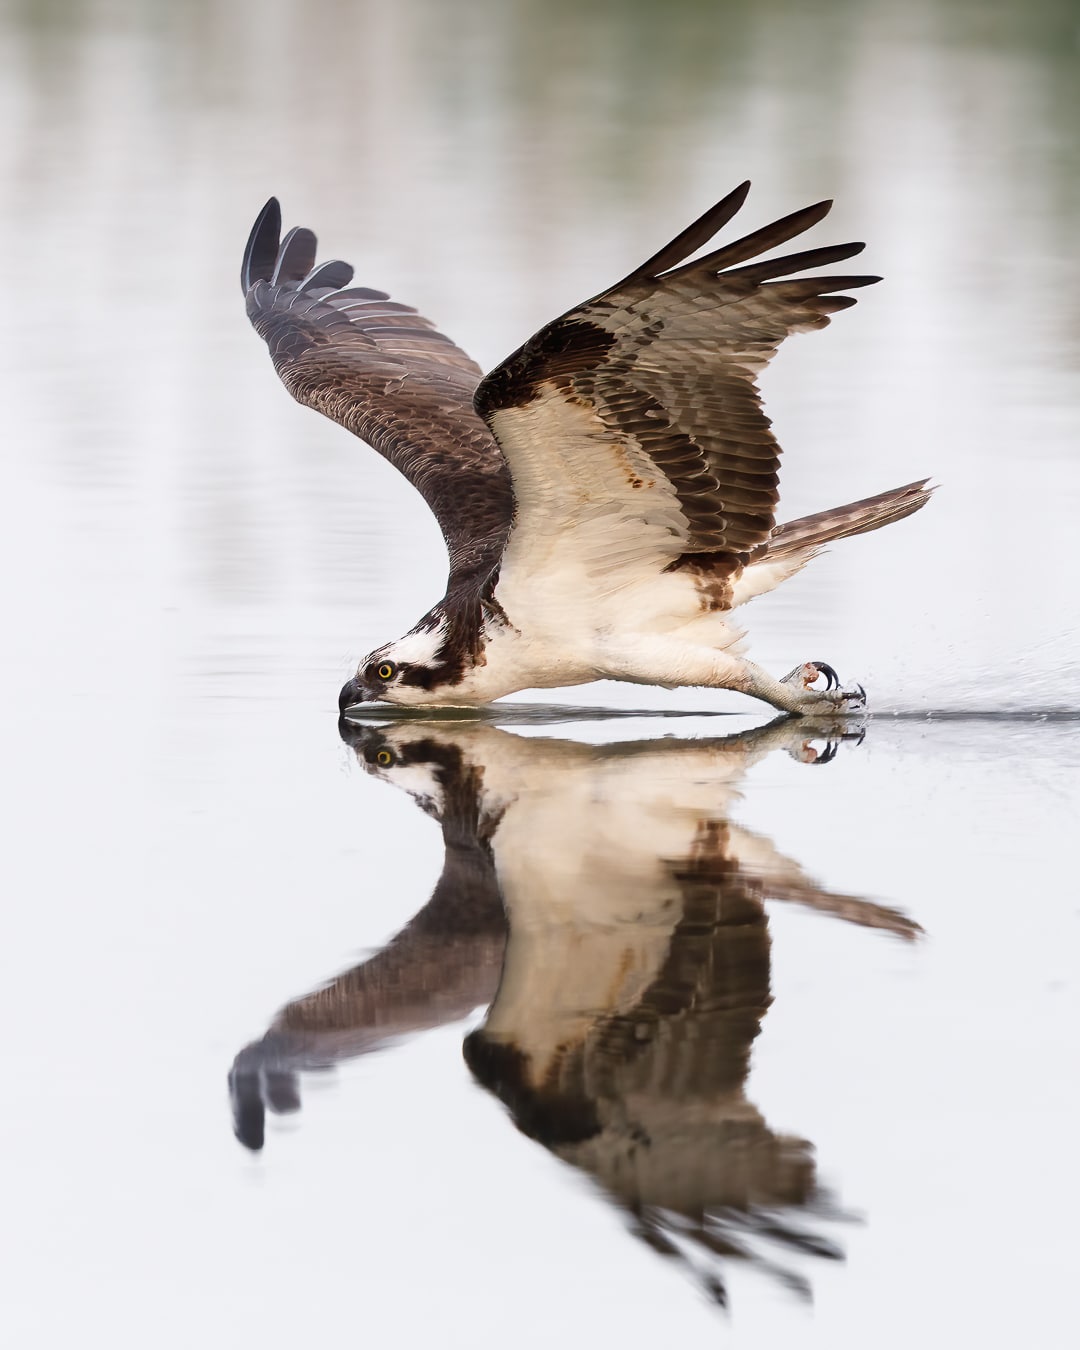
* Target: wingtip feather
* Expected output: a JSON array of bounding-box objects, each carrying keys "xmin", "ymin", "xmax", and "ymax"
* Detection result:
[
  {"xmin": 682, "ymin": 196, "xmax": 839, "ymax": 277},
  {"xmin": 272, "ymin": 225, "xmax": 318, "ymax": 286},
  {"xmin": 621, "ymin": 179, "xmax": 755, "ymax": 284},
  {"xmin": 242, "ymin": 197, "xmax": 282, "ymax": 295}
]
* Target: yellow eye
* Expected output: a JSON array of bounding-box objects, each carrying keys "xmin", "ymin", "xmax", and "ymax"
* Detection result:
[
  {"xmin": 377, "ymin": 662, "xmax": 395, "ymax": 681},
  {"xmin": 375, "ymin": 749, "xmax": 394, "ymax": 767}
]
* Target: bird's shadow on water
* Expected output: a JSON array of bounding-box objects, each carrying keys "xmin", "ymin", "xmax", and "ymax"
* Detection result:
[{"xmin": 229, "ymin": 713, "xmax": 926, "ymax": 1309}]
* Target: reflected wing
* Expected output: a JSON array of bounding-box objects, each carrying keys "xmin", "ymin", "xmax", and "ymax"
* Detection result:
[
  {"xmin": 242, "ymin": 199, "xmax": 513, "ymax": 584},
  {"xmin": 476, "ymin": 182, "xmax": 878, "ymax": 578},
  {"xmin": 229, "ymin": 722, "xmax": 508, "ymax": 1151}
]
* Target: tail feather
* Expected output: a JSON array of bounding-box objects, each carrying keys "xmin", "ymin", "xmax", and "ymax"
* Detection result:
[
  {"xmin": 731, "ymin": 479, "xmax": 933, "ymax": 608},
  {"xmin": 762, "ymin": 479, "xmax": 933, "ymax": 560}
]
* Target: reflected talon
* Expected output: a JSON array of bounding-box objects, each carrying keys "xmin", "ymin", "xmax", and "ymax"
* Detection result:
[{"xmin": 794, "ymin": 727, "xmax": 865, "ymax": 763}]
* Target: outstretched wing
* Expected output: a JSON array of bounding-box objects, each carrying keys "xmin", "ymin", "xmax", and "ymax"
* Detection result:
[
  {"xmin": 242, "ymin": 199, "xmax": 513, "ymax": 585},
  {"xmin": 475, "ymin": 182, "xmax": 879, "ymax": 578}
]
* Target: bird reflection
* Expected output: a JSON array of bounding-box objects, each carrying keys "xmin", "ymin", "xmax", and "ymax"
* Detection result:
[{"xmin": 230, "ymin": 716, "xmax": 919, "ymax": 1304}]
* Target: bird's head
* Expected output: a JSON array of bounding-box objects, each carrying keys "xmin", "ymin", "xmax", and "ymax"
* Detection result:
[
  {"xmin": 350, "ymin": 725, "xmax": 441, "ymax": 802},
  {"xmin": 338, "ymin": 721, "xmax": 480, "ymax": 822},
  {"xmin": 337, "ymin": 596, "xmax": 522, "ymax": 710},
  {"xmin": 337, "ymin": 613, "xmax": 465, "ymax": 712}
]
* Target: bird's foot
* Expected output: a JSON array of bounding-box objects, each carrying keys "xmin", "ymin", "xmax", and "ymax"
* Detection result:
[
  {"xmin": 780, "ymin": 661, "xmax": 867, "ymax": 715},
  {"xmin": 784, "ymin": 723, "xmax": 866, "ymax": 764}
]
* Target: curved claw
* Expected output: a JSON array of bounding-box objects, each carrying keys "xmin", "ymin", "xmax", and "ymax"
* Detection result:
[
  {"xmin": 810, "ymin": 661, "xmax": 840, "ymax": 690},
  {"xmin": 811, "ymin": 738, "xmax": 840, "ymax": 765}
]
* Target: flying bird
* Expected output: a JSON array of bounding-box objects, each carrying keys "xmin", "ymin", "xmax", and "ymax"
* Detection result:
[{"xmin": 241, "ymin": 184, "xmax": 931, "ymax": 715}]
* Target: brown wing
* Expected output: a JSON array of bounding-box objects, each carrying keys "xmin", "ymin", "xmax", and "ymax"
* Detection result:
[
  {"xmin": 475, "ymin": 182, "xmax": 879, "ymax": 575},
  {"xmin": 242, "ymin": 199, "xmax": 513, "ymax": 586},
  {"xmin": 228, "ymin": 720, "xmax": 508, "ymax": 1151}
]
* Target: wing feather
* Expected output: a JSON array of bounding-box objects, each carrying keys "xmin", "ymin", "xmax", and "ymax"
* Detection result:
[
  {"xmin": 476, "ymin": 184, "xmax": 880, "ymax": 579},
  {"xmin": 271, "ymin": 226, "xmax": 318, "ymax": 284},
  {"xmin": 242, "ymin": 199, "xmax": 512, "ymax": 587},
  {"xmin": 241, "ymin": 198, "xmax": 281, "ymax": 292},
  {"xmin": 616, "ymin": 180, "xmax": 751, "ymax": 282},
  {"xmin": 678, "ymin": 198, "xmax": 834, "ymax": 275}
]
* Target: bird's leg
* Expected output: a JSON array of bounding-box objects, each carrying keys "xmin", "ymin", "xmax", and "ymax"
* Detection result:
[
  {"xmin": 595, "ymin": 638, "xmax": 867, "ymax": 715},
  {"xmin": 737, "ymin": 658, "xmax": 867, "ymax": 715},
  {"xmin": 703, "ymin": 713, "xmax": 864, "ymax": 768}
]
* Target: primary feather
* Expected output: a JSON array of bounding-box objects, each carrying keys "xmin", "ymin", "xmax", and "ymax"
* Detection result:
[{"xmin": 242, "ymin": 198, "xmax": 512, "ymax": 587}]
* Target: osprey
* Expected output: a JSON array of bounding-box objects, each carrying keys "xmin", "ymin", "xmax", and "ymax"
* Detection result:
[
  {"xmin": 241, "ymin": 184, "xmax": 931, "ymax": 715},
  {"xmin": 231, "ymin": 717, "xmax": 919, "ymax": 1296}
]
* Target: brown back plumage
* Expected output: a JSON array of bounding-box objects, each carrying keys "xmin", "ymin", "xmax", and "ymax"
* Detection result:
[{"xmin": 476, "ymin": 182, "xmax": 882, "ymax": 574}]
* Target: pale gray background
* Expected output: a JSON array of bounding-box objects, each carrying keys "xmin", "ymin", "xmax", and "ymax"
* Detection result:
[{"xmin": 1, "ymin": 0, "xmax": 1078, "ymax": 1345}]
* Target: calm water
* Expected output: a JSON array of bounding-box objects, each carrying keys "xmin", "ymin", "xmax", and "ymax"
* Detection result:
[{"xmin": 3, "ymin": 0, "xmax": 1079, "ymax": 1345}]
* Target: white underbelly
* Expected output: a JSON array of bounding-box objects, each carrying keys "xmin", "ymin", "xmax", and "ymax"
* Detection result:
[
  {"xmin": 476, "ymin": 559, "xmax": 745, "ymax": 698},
  {"xmin": 495, "ymin": 557, "xmax": 705, "ymax": 645}
]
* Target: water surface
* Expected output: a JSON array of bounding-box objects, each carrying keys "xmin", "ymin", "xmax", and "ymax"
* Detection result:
[{"xmin": 3, "ymin": 1, "xmax": 1078, "ymax": 1345}]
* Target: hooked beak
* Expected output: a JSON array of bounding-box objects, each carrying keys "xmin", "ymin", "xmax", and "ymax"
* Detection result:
[
  {"xmin": 337, "ymin": 675, "xmax": 372, "ymax": 715},
  {"xmin": 337, "ymin": 719, "xmax": 385, "ymax": 754}
]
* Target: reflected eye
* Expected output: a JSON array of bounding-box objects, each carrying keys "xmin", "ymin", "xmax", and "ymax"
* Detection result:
[
  {"xmin": 375, "ymin": 749, "xmax": 395, "ymax": 767},
  {"xmin": 377, "ymin": 662, "xmax": 396, "ymax": 681}
]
